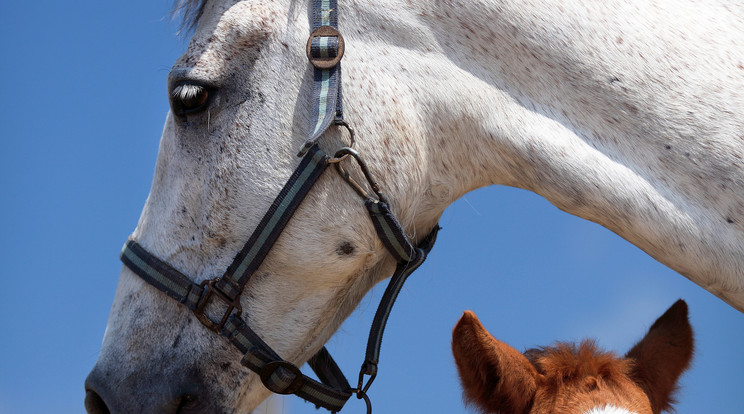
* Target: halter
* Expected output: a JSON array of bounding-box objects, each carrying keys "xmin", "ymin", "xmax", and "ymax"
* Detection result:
[{"xmin": 119, "ymin": 1, "xmax": 439, "ymax": 412}]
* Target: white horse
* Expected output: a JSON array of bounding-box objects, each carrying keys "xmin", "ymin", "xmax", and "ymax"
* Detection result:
[{"xmin": 86, "ymin": 0, "xmax": 744, "ymax": 412}]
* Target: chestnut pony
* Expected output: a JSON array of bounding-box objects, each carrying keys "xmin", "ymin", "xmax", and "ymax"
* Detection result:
[{"xmin": 452, "ymin": 300, "xmax": 693, "ymax": 414}]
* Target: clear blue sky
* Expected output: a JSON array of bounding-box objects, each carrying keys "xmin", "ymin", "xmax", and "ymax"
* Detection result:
[{"xmin": 1, "ymin": 1, "xmax": 742, "ymax": 413}]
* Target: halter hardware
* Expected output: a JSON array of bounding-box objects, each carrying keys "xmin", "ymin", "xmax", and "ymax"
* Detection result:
[
  {"xmin": 354, "ymin": 387, "xmax": 373, "ymax": 414},
  {"xmin": 357, "ymin": 364, "xmax": 377, "ymax": 395},
  {"xmin": 194, "ymin": 278, "xmax": 242, "ymax": 333},
  {"xmin": 307, "ymin": 25, "xmax": 345, "ymax": 69},
  {"xmin": 334, "ymin": 147, "xmax": 387, "ymax": 202},
  {"xmin": 327, "ymin": 121, "xmax": 356, "ymax": 164}
]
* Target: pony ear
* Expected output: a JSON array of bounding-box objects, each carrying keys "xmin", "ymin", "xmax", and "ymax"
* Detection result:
[
  {"xmin": 625, "ymin": 300, "xmax": 694, "ymax": 414},
  {"xmin": 452, "ymin": 311, "xmax": 537, "ymax": 414}
]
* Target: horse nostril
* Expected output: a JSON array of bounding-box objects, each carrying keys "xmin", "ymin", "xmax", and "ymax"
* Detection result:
[
  {"xmin": 85, "ymin": 389, "xmax": 111, "ymax": 414},
  {"xmin": 175, "ymin": 393, "xmax": 199, "ymax": 414}
]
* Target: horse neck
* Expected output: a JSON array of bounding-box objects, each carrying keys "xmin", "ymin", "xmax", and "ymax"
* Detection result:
[{"xmin": 356, "ymin": 0, "xmax": 744, "ymax": 311}]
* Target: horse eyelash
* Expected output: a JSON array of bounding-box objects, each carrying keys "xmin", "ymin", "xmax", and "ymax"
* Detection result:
[{"xmin": 172, "ymin": 84, "xmax": 204, "ymax": 101}]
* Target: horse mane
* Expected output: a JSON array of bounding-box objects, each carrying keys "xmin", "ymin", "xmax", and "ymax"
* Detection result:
[
  {"xmin": 525, "ymin": 340, "xmax": 632, "ymax": 388},
  {"xmin": 172, "ymin": 0, "xmax": 208, "ymax": 33}
]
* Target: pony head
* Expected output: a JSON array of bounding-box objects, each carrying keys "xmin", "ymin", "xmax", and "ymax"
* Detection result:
[{"xmin": 452, "ymin": 300, "xmax": 694, "ymax": 414}]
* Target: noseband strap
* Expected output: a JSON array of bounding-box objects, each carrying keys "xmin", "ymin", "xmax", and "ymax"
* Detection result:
[{"xmin": 120, "ymin": 1, "xmax": 439, "ymax": 412}]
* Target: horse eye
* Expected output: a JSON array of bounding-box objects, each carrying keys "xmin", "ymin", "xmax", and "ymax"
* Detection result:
[{"xmin": 170, "ymin": 82, "xmax": 212, "ymax": 117}]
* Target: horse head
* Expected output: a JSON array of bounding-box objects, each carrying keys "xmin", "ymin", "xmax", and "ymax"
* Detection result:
[{"xmin": 85, "ymin": 1, "xmax": 446, "ymax": 412}]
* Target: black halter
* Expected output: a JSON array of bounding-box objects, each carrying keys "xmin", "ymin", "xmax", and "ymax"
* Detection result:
[{"xmin": 119, "ymin": 1, "xmax": 439, "ymax": 412}]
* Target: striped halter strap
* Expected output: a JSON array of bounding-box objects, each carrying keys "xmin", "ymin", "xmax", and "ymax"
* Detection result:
[{"xmin": 119, "ymin": 1, "xmax": 439, "ymax": 412}]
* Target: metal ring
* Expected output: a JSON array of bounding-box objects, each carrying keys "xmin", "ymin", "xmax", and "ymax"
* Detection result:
[
  {"xmin": 327, "ymin": 122, "xmax": 356, "ymax": 164},
  {"xmin": 306, "ymin": 26, "xmax": 345, "ymax": 69},
  {"xmin": 356, "ymin": 389, "xmax": 373, "ymax": 414}
]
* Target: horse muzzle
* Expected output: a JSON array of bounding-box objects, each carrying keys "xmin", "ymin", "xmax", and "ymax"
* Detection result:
[{"xmin": 84, "ymin": 362, "xmax": 223, "ymax": 414}]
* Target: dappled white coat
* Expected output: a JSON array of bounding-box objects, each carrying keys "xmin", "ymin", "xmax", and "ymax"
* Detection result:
[{"xmin": 88, "ymin": 0, "xmax": 744, "ymax": 413}]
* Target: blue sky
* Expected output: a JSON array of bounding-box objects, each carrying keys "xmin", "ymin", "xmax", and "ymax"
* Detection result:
[{"xmin": 1, "ymin": 1, "xmax": 742, "ymax": 413}]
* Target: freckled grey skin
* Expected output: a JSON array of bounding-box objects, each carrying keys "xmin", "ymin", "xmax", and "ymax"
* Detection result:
[{"xmin": 87, "ymin": 0, "xmax": 744, "ymax": 412}]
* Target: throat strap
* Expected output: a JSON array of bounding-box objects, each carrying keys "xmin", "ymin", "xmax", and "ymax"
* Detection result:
[{"xmin": 360, "ymin": 225, "xmax": 439, "ymax": 386}]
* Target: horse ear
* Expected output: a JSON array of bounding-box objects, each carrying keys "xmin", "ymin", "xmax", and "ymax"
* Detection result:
[
  {"xmin": 625, "ymin": 300, "xmax": 694, "ymax": 414},
  {"xmin": 452, "ymin": 311, "xmax": 537, "ymax": 414}
]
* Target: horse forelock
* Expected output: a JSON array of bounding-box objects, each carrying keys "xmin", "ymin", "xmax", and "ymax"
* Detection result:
[
  {"xmin": 525, "ymin": 341, "xmax": 650, "ymax": 413},
  {"xmin": 526, "ymin": 340, "xmax": 632, "ymax": 388},
  {"xmin": 172, "ymin": 0, "xmax": 208, "ymax": 33}
]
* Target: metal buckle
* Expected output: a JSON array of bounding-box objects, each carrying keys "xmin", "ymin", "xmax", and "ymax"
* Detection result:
[
  {"xmin": 260, "ymin": 361, "xmax": 305, "ymax": 395},
  {"xmin": 194, "ymin": 279, "xmax": 242, "ymax": 333},
  {"xmin": 306, "ymin": 25, "xmax": 345, "ymax": 69}
]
